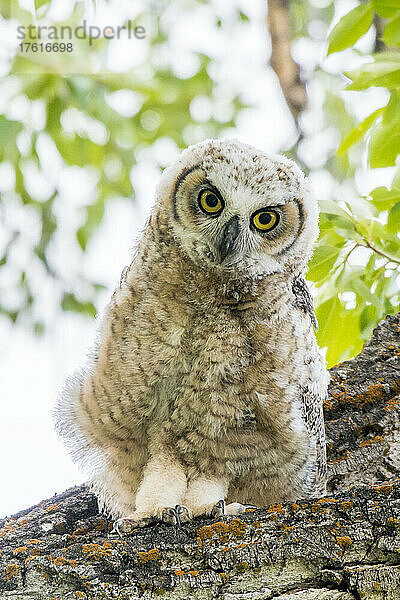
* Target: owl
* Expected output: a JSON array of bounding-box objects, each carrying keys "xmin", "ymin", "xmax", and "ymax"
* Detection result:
[{"xmin": 55, "ymin": 138, "xmax": 328, "ymax": 533}]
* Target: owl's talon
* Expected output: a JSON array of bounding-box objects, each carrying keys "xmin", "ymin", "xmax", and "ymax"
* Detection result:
[
  {"xmin": 160, "ymin": 507, "xmax": 179, "ymax": 525},
  {"xmin": 160, "ymin": 505, "xmax": 192, "ymax": 526},
  {"xmin": 211, "ymin": 499, "xmax": 225, "ymax": 518},
  {"xmin": 224, "ymin": 502, "xmax": 258, "ymax": 515},
  {"xmin": 112, "ymin": 515, "xmax": 155, "ymax": 535},
  {"xmin": 175, "ymin": 504, "xmax": 184, "ymax": 526}
]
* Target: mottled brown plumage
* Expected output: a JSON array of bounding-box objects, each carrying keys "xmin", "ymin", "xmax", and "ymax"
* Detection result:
[{"xmin": 55, "ymin": 139, "xmax": 328, "ymax": 531}]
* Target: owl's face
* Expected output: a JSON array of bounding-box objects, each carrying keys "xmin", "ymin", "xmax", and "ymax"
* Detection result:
[{"xmin": 157, "ymin": 139, "xmax": 319, "ymax": 278}]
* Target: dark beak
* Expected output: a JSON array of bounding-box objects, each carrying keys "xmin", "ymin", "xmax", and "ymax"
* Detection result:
[{"xmin": 218, "ymin": 215, "xmax": 240, "ymax": 263}]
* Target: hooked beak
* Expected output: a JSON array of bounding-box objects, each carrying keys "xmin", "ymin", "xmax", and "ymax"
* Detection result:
[{"xmin": 218, "ymin": 215, "xmax": 240, "ymax": 263}]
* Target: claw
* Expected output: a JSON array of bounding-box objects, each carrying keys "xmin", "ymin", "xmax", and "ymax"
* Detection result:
[
  {"xmin": 160, "ymin": 507, "xmax": 179, "ymax": 525},
  {"xmin": 211, "ymin": 498, "xmax": 225, "ymax": 518},
  {"xmin": 174, "ymin": 505, "xmax": 183, "ymax": 527},
  {"xmin": 110, "ymin": 522, "xmax": 122, "ymax": 537},
  {"xmin": 216, "ymin": 499, "xmax": 225, "ymax": 514}
]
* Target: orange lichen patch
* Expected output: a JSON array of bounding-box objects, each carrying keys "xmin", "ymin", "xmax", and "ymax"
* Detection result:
[
  {"xmin": 51, "ymin": 556, "xmax": 69, "ymax": 566},
  {"xmin": 316, "ymin": 498, "xmax": 338, "ymax": 504},
  {"xmin": 341, "ymin": 501, "xmax": 353, "ymax": 510},
  {"xmin": 227, "ymin": 519, "xmax": 247, "ymax": 538},
  {"xmin": 188, "ymin": 570, "xmax": 199, "ymax": 576},
  {"xmin": 374, "ymin": 483, "xmax": 393, "ymax": 495},
  {"xmin": 311, "ymin": 503, "xmax": 326, "ymax": 514},
  {"xmin": 1, "ymin": 524, "xmax": 16, "ymax": 537},
  {"xmin": 81, "ymin": 542, "xmax": 112, "ymax": 559},
  {"xmin": 197, "ymin": 519, "xmax": 247, "ymax": 547},
  {"xmin": 336, "ymin": 536, "xmax": 353, "ymax": 549},
  {"xmin": 252, "ymin": 521, "xmax": 261, "ymax": 528},
  {"xmin": 355, "ymin": 384, "xmax": 385, "ymax": 405},
  {"xmin": 46, "ymin": 504, "xmax": 59, "ymax": 512},
  {"xmin": 384, "ymin": 395, "xmax": 400, "ymax": 411},
  {"xmin": 4, "ymin": 564, "xmax": 19, "ymax": 581},
  {"xmin": 197, "ymin": 525, "xmax": 214, "ymax": 542},
  {"xmin": 13, "ymin": 546, "xmax": 27, "ymax": 555},
  {"xmin": 174, "ymin": 570, "xmax": 184, "ymax": 576},
  {"xmin": 323, "ymin": 398, "xmax": 332, "ymax": 411},
  {"xmin": 17, "ymin": 519, "xmax": 28, "ymax": 527},
  {"xmin": 26, "ymin": 539, "xmax": 41, "ymax": 545},
  {"xmin": 212, "ymin": 522, "xmax": 230, "ymax": 535},
  {"xmin": 387, "ymin": 517, "xmax": 399, "ymax": 528},
  {"xmin": 137, "ymin": 549, "xmax": 161, "ymax": 563},
  {"xmin": 267, "ymin": 504, "xmax": 285, "ymax": 517},
  {"xmin": 101, "ymin": 541, "xmax": 113, "ymax": 550},
  {"xmin": 360, "ymin": 435, "xmax": 385, "ymax": 447},
  {"xmin": 292, "ymin": 503, "xmax": 300, "ymax": 512},
  {"xmin": 74, "ymin": 592, "xmax": 86, "ymax": 599}
]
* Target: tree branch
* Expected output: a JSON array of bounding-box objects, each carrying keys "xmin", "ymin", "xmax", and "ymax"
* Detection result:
[
  {"xmin": 1, "ymin": 313, "xmax": 400, "ymax": 598},
  {"xmin": 267, "ymin": 0, "xmax": 307, "ymax": 122}
]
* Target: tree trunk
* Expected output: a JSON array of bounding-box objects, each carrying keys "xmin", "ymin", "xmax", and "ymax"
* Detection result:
[{"xmin": 1, "ymin": 314, "xmax": 399, "ymax": 600}]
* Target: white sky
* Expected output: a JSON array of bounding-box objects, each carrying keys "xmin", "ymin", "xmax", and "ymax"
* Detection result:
[{"xmin": 0, "ymin": 0, "xmax": 395, "ymax": 518}]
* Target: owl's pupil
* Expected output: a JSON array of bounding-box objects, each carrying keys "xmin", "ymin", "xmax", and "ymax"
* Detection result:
[
  {"xmin": 258, "ymin": 212, "xmax": 272, "ymax": 225},
  {"xmin": 206, "ymin": 194, "xmax": 218, "ymax": 207}
]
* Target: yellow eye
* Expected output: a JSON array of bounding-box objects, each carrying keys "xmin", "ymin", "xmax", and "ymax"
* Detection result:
[
  {"xmin": 252, "ymin": 210, "xmax": 279, "ymax": 231},
  {"xmin": 198, "ymin": 189, "xmax": 224, "ymax": 215}
]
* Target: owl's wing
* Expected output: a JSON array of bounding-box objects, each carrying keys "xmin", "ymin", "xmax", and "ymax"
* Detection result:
[
  {"xmin": 292, "ymin": 275, "xmax": 327, "ymax": 495},
  {"xmin": 292, "ymin": 275, "xmax": 318, "ymax": 331},
  {"xmin": 301, "ymin": 382, "xmax": 328, "ymax": 496}
]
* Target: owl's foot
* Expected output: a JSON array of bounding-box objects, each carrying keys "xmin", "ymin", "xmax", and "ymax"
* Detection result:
[
  {"xmin": 225, "ymin": 502, "xmax": 257, "ymax": 515},
  {"xmin": 201, "ymin": 500, "xmax": 256, "ymax": 519},
  {"xmin": 112, "ymin": 514, "xmax": 155, "ymax": 535},
  {"xmin": 157, "ymin": 504, "xmax": 192, "ymax": 526},
  {"xmin": 112, "ymin": 505, "xmax": 193, "ymax": 535}
]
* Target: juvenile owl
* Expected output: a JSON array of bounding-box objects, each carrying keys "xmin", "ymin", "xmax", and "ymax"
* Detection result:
[{"xmin": 55, "ymin": 138, "xmax": 328, "ymax": 532}]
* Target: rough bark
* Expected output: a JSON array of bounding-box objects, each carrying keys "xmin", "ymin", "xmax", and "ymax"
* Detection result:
[{"xmin": 1, "ymin": 313, "xmax": 399, "ymax": 600}]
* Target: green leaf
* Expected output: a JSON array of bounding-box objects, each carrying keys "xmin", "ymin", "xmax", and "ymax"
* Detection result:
[
  {"xmin": 328, "ymin": 4, "xmax": 373, "ymax": 55},
  {"xmin": 388, "ymin": 201, "xmax": 400, "ymax": 232},
  {"xmin": 337, "ymin": 108, "xmax": 383, "ymax": 155},
  {"xmin": 308, "ymin": 245, "xmax": 341, "ymax": 281},
  {"xmin": 345, "ymin": 58, "xmax": 400, "ymax": 90},
  {"xmin": 369, "ymin": 90, "xmax": 400, "ymax": 167},
  {"xmin": 61, "ymin": 293, "xmax": 97, "ymax": 317},
  {"xmin": 238, "ymin": 10, "xmax": 250, "ymax": 22},
  {"xmin": 319, "ymin": 200, "xmax": 353, "ymax": 219},
  {"xmin": 372, "ymin": 0, "xmax": 400, "ymax": 19},
  {"xmin": 351, "ymin": 278, "xmax": 382, "ymax": 309},
  {"xmin": 369, "ymin": 124, "xmax": 400, "ymax": 167},
  {"xmin": 371, "ymin": 169, "xmax": 400, "ymax": 210},
  {"xmin": 316, "ymin": 297, "xmax": 362, "ymax": 367},
  {"xmin": 359, "ymin": 304, "xmax": 378, "ymax": 339},
  {"xmin": 383, "ymin": 15, "xmax": 400, "ymax": 47}
]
